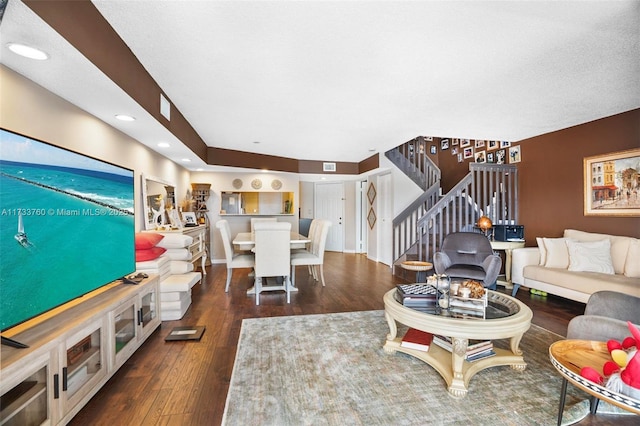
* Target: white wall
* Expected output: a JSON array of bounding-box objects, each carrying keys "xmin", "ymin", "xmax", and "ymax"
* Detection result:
[
  {"xmin": 1, "ymin": 66, "xmax": 190, "ymax": 232},
  {"xmin": 189, "ymin": 170, "xmax": 300, "ymax": 263}
]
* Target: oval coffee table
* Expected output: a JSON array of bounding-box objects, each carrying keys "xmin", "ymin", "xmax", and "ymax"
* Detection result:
[{"xmin": 383, "ymin": 289, "xmax": 533, "ymax": 397}]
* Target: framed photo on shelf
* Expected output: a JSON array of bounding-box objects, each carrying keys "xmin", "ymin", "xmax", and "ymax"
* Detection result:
[
  {"xmin": 583, "ymin": 148, "xmax": 640, "ymax": 217},
  {"xmin": 182, "ymin": 211, "xmax": 198, "ymax": 226}
]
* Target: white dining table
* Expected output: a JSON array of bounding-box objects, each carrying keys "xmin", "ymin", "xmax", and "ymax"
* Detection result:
[
  {"xmin": 232, "ymin": 231, "xmax": 311, "ymax": 250},
  {"xmin": 232, "ymin": 231, "xmax": 311, "ymax": 294}
]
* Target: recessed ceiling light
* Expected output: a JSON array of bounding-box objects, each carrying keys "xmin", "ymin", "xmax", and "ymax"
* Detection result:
[
  {"xmin": 115, "ymin": 114, "xmax": 136, "ymax": 122},
  {"xmin": 253, "ymin": 141, "xmax": 261, "ymax": 144},
  {"xmin": 369, "ymin": 148, "xmax": 376, "ymax": 152},
  {"xmin": 181, "ymin": 158, "xmax": 191, "ymax": 162},
  {"xmin": 195, "ymin": 168, "xmax": 204, "ymax": 172},
  {"xmin": 157, "ymin": 142, "xmax": 170, "ymax": 148},
  {"xmin": 6, "ymin": 42, "xmax": 49, "ymax": 60}
]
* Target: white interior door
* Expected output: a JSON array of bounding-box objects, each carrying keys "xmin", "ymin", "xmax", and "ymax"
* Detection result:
[
  {"xmin": 315, "ymin": 182, "xmax": 344, "ymax": 252},
  {"xmin": 379, "ymin": 173, "xmax": 393, "ymax": 266}
]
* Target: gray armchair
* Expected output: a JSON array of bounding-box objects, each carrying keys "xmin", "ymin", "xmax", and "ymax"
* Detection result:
[
  {"xmin": 567, "ymin": 291, "xmax": 640, "ymax": 342},
  {"xmin": 434, "ymin": 232, "xmax": 501, "ymax": 289}
]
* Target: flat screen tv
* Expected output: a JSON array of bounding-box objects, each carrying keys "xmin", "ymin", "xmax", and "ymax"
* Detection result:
[{"xmin": 0, "ymin": 128, "xmax": 135, "ymax": 341}]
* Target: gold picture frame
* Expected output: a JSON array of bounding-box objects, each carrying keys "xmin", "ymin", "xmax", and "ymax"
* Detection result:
[{"xmin": 583, "ymin": 148, "xmax": 640, "ymax": 216}]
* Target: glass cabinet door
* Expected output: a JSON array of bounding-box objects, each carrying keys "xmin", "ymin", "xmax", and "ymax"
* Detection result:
[
  {"xmin": 112, "ymin": 302, "xmax": 137, "ymax": 367},
  {"xmin": 0, "ymin": 355, "xmax": 50, "ymax": 426},
  {"xmin": 62, "ymin": 321, "xmax": 105, "ymax": 412},
  {"xmin": 139, "ymin": 289, "xmax": 157, "ymax": 331}
]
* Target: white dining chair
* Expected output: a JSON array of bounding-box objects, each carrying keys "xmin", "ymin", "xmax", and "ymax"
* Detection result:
[
  {"xmin": 250, "ymin": 217, "xmax": 277, "ymax": 232},
  {"xmin": 216, "ymin": 220, "xmax": 255, "ymax": 292},
  {"xmin": 291, "ymin": 220, "xmax": 331, "ymax": 287},
  {"xmin": 253, "ymin": 221, "xmax": 292, "ymax": 305}
]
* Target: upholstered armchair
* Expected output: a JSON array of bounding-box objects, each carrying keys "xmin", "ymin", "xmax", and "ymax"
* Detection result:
[
  {"xmin": 567, "ymin": 291, "xmax": 640, "ymax": 342},
  {"xmin": 434, "ymin": 232, "xmax": 501, "ymax": 289}
]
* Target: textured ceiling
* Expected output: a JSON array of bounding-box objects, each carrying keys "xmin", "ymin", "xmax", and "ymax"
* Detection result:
[{"xmin": 2, "ymin": 1, "xmax": 639, "ymax": 169}]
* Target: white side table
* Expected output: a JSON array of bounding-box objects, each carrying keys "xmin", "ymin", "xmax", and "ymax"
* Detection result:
[{"xmin": 490, "ymin": 240, "xmax": 525, "ymax": 294}]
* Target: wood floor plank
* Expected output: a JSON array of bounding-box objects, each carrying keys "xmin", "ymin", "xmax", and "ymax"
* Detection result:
[{"xmin": 69, "ymin": 252, "xmax": 636, "ymax": 426}]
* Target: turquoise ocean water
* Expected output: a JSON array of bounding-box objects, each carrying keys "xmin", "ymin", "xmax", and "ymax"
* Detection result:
[{"xmin": 0, "ymin": 162, "xmax": 135, "ymax": 330}]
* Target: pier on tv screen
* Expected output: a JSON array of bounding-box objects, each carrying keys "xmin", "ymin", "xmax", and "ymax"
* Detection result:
[{"xmin": 0, "ymin": 128, "xmax": 135, "ymax": 331}]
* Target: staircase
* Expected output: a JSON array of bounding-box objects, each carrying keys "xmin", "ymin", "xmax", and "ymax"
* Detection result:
[{"xmin": 386, "ymin": 140, "xmax": 519, "ymax": 269}]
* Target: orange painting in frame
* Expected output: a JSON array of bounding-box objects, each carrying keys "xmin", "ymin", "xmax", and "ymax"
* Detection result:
[{"xmin": 584, "ymin": 148, "xmax": 640, "ymax": 216}]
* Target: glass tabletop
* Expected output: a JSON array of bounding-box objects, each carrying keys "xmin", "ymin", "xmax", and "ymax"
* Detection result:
[{"xmin": 395, "ymin": 285, "xmax": 520, "ymax": 320}]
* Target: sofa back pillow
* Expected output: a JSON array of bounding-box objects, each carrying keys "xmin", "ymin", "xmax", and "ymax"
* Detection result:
[
  {"xmin": 536, "ymin": 237, "xmax": 547, "ymax": 265},
  {"xmin": 566, "ymin": 239, "xmax": 615, "ymax": 274},
  {"xmin": 542, "ymin": 237, "xmax": 572, "ymax": 269},
  {"xmin": 564, "ymin": 229, "xmax": 632, "ymax": 275},
  {"xmin": 625, "ymin": 239, "xmax": 640, "ymax": 278}
]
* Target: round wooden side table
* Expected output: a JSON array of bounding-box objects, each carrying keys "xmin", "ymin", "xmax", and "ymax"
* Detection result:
[{"xmin": 400, "ymin": 261, "xmax": 433, "ymax": 283}]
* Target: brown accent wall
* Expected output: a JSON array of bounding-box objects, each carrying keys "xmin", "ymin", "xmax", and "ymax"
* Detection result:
[{"xmin": 517, "ymin": 109, "xmax": 640, "ymax": 244}]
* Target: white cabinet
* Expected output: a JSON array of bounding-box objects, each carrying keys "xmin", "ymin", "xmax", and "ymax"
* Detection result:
[{"xmin": 0, "ymin": 277, "xmax": 160, "ymax": 426}]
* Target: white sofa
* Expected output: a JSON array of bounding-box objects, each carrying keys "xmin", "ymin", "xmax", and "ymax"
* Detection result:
[{"xmin": 512, "ymin": 229, "xmax": 640, "ymax": 303}]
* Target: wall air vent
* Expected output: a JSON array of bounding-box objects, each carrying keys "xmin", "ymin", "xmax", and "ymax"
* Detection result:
[{"xmin": 323, "ymin": 162, "xmax": 337, "ymax": 172}]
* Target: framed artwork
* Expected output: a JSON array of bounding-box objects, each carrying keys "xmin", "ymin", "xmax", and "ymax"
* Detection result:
[
  {"xmin": 500, "ymin": 140, "xmax": 511, "ymax": 148},
  {"xmin": 367, "ymin": 207, "xmax": 377, "ymax": 229},
  {"xmin": 460, "ymin": 139, "xmax": 471, "ymax": 148},
  {"xmin": 182, "ymin": 211, "xmax": 197, "ymax": 226},
  {"xmin": 452, "ymin": 138, "xmax": 459, "ymax": 146},
  {"xmin": 488, "ymin": 140, "xmax": 498, "ymax": 150},
  {"xmin": 451, "ymin": 147, "xmax": 458, "ymax": 155},
  {"xmin": 487, "ymin": 152, "xmax": 495, "ymax": 163},
  {"xmin": 441, "ymin": 139, "xmax": 449, "ymax": 150},
  {"xmin": 584, "ymin": 148, "xmax": 640, "ymax": 217},
  {"xmin": 430, "ymin": 145, "xmax": 437, "ymax": 155},
  {"xmin": 509, "ymin": 146, "xmax": 521, "ymax": 163},
  {"xmin": 496, "ymin": 149, "xmax": 506, "ymax": 164},
  {"xmin": 463, "ymin": 147, "xmax": 474, "ymax": 159},
  {"xmin": 457, "ymin": 153, "xmax": 463, "ymax": 163},
  {"xmin": 474, "ymin": 150, "xmax": 486, "ymax": 163},
  {"xmin": 424, "ymin": 136, "xmax": 433, "ymax": 141},
  {"xmin": 475, "ymin": 140, "xmax": 485, "ymax": 148},
  {"xmin": 367, "ymin": 182, "xmax": 377, "ymax": 204}
]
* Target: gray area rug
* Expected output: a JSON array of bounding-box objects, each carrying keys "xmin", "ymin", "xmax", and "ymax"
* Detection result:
[{"xmin": 222, "ymin": 310, "xmax": 629, "ymax": 425}]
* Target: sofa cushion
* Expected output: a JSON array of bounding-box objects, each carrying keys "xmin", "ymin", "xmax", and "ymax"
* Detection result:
[
  {"xmin": 159, "ymin": 272, "xmax": 202, "ymax": 292},
  {"xmin": 536, "ymin": 237, "xmax": 547, "ymax": 265},
  {"xmin": 626, "ymin": 240, "xmax": 640, "ymax": 278},
  {"xmin": 566, "ymin": 239, "xmax": 614, "ymax": 274},
  {"xmin": 564, "ymin": 229, "xmax": 634, "ymax": 275},
  {"xmin": 524, "ymin": 265, "xmax": 640, "ymax": 297},
  {"xmin": 170, "ymin": 260, "xmax": 194, "ymax": 275},
  {"xmin": 135, "ymin": 246, "xmax": 166, "ymax": 262},
  {"xmin": 156, "ymin": 233, "xmax": 194, "ymax": 249},
  {"xmin": 542, "ymin": 237, "xmax": 572, "ymax": 269},
  {"xmin": 135, "ymin": 232, "xmax": 164, "ymax": 250}
]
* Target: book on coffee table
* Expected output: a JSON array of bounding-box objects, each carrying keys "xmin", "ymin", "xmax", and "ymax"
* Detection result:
[{"xmin": 401, "ymin": 328, "xmax": 433, "ymax": 352}]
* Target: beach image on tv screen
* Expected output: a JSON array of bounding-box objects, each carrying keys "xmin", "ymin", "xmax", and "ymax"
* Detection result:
[{"xmin": 0, "ymin": 129, "xmax": 135, "ymax": 331}]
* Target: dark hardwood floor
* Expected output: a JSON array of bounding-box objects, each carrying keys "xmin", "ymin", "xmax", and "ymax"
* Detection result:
[{"xmin": 70, "ymin": 252, "xmax": 636, "ymax": 425}]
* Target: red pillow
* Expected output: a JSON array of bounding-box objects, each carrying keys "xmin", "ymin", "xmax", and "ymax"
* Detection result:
[
  {"xmin": 135, "ymin": 246, "xmax": 166, "ymax": 262},
  {"xmin": 135, "ymin": 233, "xmax": 164, "ymax": 250}
]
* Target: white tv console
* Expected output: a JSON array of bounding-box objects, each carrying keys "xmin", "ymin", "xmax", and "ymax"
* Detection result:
[{"xmin": 0, "ymin": 276, "xmax": 160, "ymax": 425}]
